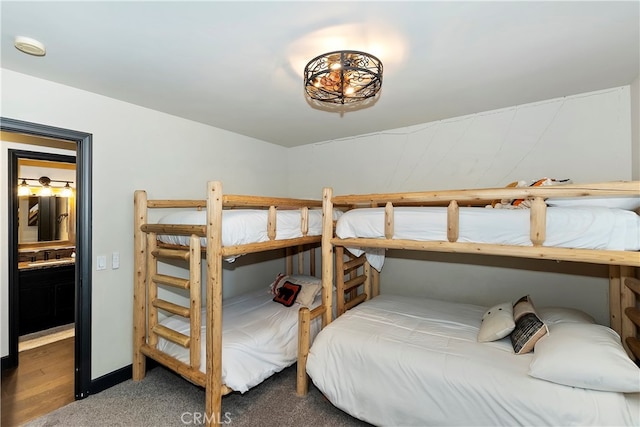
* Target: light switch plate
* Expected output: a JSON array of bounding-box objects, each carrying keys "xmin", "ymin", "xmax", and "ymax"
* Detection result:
[
  {"xmin": 112, "ymin": 252, "xmax": 120, "ymax": 269},
  {"xmin": 97, "ymin": 255, "xmax": 106, "ymax": 271}
]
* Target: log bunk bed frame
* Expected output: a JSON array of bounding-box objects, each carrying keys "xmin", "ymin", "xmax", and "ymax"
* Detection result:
[
  {"xmin": 132, "ymin": 181, "xmax": 323, "ymax": 426},
  {"xmin": 297, "ymin": 180, "xmax": 640, "ymax": 396}
]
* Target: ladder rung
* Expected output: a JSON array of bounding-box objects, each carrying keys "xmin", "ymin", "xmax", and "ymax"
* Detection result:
[
  {"xmin": 153, "ymin": 273, "xmax": 190, "ymax": 290},
  {"xmin": 344, "ymin": 293, "xmax": 367, "ymax": 311},
  {"xmin": 152, "ymin": 248, "xmax": 190, "ymax": 261},
  {"xmin": 343, "ymin": 255, "xmax": 366, "ymax": 273},
  {"xmin": 626, "ymin": 336, "xmax": 640, "ymax": 360},
  {"xmin": 152, "ymin": 324, "xmax": 190, "ymax": 348},
  {"xmin": 343, "ymin": 275, "xmax": 366, "ymax": 293},
  {"xmin": 152, "ymin": 299, "xmax": 190, "ymax": 318},
  {"xmin": 624, "ymin": 307, "xmax": 640, "ymax": 328},
  {"xmin": 625, "ymin": 277, "xmax": 640, "ymax": 295}
]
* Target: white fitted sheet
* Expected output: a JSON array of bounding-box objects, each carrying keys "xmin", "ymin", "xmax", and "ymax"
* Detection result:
[
  {"xmin": 306, "ymin": 295, "xmax": 639, "ymax": 427},
  {"xmin": 157, "ymin": 208, "xmax": 330, "ymax": 248},
  {"xmin": 336, "ymin": 206, "xmax": 640, "ymax": 270},
  {"xmin": 157, "ymin": 289, "xmax": 322, "ymax": 393}
]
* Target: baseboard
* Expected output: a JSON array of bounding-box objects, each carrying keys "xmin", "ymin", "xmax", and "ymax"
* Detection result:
[
  {"xmin": 86, "ymin": 359, "xmax": 159, "ymax": 397},
  {"xmin": 1, "ymin": 353, "xmax": 17, "ymax": 371}
]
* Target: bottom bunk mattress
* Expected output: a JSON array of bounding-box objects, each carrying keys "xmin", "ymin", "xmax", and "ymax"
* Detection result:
[
  {"xmin": 306, "ymin": 294, "xmax": 640, "ymax": 426},
  {"xmin": 157, "ymin": 288, "xmax": 321, "ymax": 393}
]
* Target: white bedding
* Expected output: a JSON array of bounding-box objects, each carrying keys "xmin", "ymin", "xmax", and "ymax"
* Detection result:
[
  {"xmin": 306, "ymin": 295, "xmax": 639, "ymax": 426},
  {"xmin": 336, "ymin": 206, "xmax": 640, "ymax": 270},
  {"xmin": 157, "ymin": 289, "xmax": 322, "ymax": 393},
  {"xmin": 157, "ymin": 208, "xmax": 334, "ymax": 249}
]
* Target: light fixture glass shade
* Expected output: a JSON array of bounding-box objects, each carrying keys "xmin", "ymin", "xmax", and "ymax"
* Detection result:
[
  {"xmin": 61, "ymin": 182, "xmax": 74, "ymax": 198},
  {"xmin": 18, "ymin": 179, "xmax": 31, "ymax": 197},
  {"xmin": 38, "ymin": 184, "xmax": 53, "ymax": 197},
  {"xmin": 304, "ymin": 50, "xmax": 383, "ymax": 105}
]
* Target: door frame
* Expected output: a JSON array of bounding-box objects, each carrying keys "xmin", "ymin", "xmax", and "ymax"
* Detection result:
[{"xmin": 2, "ymin": 117, "xmax": 92, "ymax": 399}]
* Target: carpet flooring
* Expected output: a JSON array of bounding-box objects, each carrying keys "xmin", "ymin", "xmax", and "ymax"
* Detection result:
[{"xmin": 24, "ymin": 365, "xmax": 371, "ymax": 427}]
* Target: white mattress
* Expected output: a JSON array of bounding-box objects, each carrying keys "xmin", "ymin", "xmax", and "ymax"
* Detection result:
[
  {"xmin": 336, "ymin": 206, "xmax": 640, "ymax": 270},
  {"xmin": 157, "ymin": 208, "xmax": 332, "ymax": 249},
  {"xmin": 157, "ymin": 289, "xmax": 322, "ymax": 393},
  {"xmin": 306, "ymin": 295, "xmax": 639, "ymax": 426}
]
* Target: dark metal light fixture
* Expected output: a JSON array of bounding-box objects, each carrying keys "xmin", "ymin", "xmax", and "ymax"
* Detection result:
[
  {"xmin": 304, "ymin": 50, "xmax": 383, "ymax": 105},
  {"xmin": 17, "ymin": 176, "xmax": 74, "ymax": 197}
]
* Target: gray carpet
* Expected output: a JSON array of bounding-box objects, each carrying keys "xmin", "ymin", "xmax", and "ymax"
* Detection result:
[{"xmin": 25, "ymin": 365, "xmax": 371, "ymax": 427}]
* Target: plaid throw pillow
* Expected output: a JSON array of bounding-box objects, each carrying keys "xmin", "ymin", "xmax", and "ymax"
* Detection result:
[{"xmin": 510, "ymin": 295, "xmax": 548, "ymax": 354}]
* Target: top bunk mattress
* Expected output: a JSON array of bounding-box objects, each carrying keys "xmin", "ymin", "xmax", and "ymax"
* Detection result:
[
  {"xmin": 335, "ymin": 206, "xmax": 640, "ymax": 270},
  {"xmin": 156, "ymin": 208, "xmax": 338, "ymax": 248}
]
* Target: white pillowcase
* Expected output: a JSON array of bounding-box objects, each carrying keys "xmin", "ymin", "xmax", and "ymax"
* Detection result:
[
  {"xmin": 546, "ymin": 196, "xmax": 640, "ymax": 211},
  {"xmin": 529, "ymin": 322, "xmax": 640, "ymax": 392},
  {"xmin": 537, "ymin": 307, "xmax": 595, "ymax": 325},
  {"xmin": 477, "ymin": 302, "xmax": 515, "ymax": 342}
]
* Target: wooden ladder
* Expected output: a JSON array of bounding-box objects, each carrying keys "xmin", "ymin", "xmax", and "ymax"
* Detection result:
[
  {"xmin": 147, "ymin": 232, "xmax": 202, "ymax": 370},
  {"xmin": 623, "ymin": 275, "xmax": 640, "ymax": 360}
]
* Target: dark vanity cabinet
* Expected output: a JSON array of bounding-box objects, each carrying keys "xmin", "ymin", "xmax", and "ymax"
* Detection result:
[{"xmin": 18, "ymin": 264, "xmax": 75, "ymax": 335}]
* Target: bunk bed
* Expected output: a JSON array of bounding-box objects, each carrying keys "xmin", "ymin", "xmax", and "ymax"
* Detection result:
[
  {"xmin": 133, "ymin": 181, "xmax": 330, "ymax": 426},
  {"xmin": 297, "ymin": 181, "xmax": 640, "ymax": 426}
]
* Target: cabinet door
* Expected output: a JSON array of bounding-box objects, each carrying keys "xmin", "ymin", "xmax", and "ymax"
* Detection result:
[
  {"xmin": 54, "ymin": 281, "xmax": 75, "ymax": 325},
  {"xmin": 18, "ymin": 265, "xmax": 75, "ymax": 335},
  {"xmin": 19, "ymin": 281, "xmax": 55, "ymax": 335}
]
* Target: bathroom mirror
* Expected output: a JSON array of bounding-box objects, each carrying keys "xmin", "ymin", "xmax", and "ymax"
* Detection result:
[
  {"xmin": 19, "ymin": 196, "xmax": 71, "ymax": 243},
  {"xmin": 16, "ymin": 157, "xmax": 76, "ymax": 247}
]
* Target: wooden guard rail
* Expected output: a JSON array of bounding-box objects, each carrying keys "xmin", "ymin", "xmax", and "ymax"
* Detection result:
[{"xmin": 328, "ymin": 182, "xmax": 640, "ymax": 267}]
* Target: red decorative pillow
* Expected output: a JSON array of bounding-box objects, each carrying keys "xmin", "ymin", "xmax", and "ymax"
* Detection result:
[{"xmin": 272, "ymin": 281, "xmax": 301, "ymax": 307}]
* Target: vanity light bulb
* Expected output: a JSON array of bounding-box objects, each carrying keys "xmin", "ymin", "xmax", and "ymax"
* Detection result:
[
  {"xmin": 61, "ymin": 183, "xmax": 73, "ymax": 198},
  {"xmin": 39, "ymin": 185, "xmax": 53, "ymax": 197},
  {"xmin": 18, "ymin": 180, "xmax": 31, "ymax": 197}
]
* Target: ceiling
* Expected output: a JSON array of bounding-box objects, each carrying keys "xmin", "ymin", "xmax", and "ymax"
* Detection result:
[{"xmin": 2, "ymin": 1, "xmax": 638, "ymax": 148}]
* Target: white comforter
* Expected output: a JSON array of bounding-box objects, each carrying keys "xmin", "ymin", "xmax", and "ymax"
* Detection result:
[
  {"xmin": 157, "ymin": 208, "xmax": 335, "ymax": 248},
  {"xmin": 336, "ymin": 206, "xmax": 640, "ymax": 270},
  {"xmin": 306, "ymin": 295, "xmax": 639, "ymax": 426},
  {"xmin": 157, "ymin": 289, "xmax": 321, "ymax": 393}
]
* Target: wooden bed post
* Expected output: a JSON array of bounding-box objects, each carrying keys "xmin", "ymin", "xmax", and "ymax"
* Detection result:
[
  {"xmin": 205, "ymin": 181, "xmax": 224, "ymax": 427},
  {"xmin": 609, "ymin": 266, "xmax": 640, "ymax": 360},
  {"xmin": 336, "ymin": 246, "xmax": 345, "ymax": 316},
  {"xmin": 297, "ymin": 306, "xmax": 311, "ymax": 396},
  {"xmin": 610, "ymin": 266, "xmax": 623, "ymax": 337},
  {"xmin": 189, "ymin": 235, "xmax": 202, "ymax": 370},
  {"xmin": 321, "ymin": 187, "xmax": 334, "ymax": 328},
  {"xmin": 133, "ymin": 190, "xmax": 147, "ymax": 381}
]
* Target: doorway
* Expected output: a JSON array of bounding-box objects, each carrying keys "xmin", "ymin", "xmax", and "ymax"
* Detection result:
[{"xmin": 1, "ymin": 117, "xmax": 92, "ymax": 400}]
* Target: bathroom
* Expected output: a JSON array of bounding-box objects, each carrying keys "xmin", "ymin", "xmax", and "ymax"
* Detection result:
[{"xmin": 15, "ymin": 155, "xmax": 76, "ymax": 349}]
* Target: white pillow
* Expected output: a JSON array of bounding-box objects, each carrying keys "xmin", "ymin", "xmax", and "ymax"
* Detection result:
[
  {"xmin": 546, "ymin": 196, "xmax": 640, "ymax": 211},
  {"xmin": 538, "ymin": 307, "xmax": 595, "ymax": 325},
  {"xmin": 529, "ymin": 322, "xmax": 640, "ymax": 392},
  {"xmin": 477, "ymin": 302, "xmax": 515, "ymax": 342}
]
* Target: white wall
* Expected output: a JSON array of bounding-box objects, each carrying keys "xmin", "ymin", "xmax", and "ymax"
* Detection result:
[
  {"xmin": 288, "ymin": 86, "xmax": 633, "ymax": 325},
  {"xmin": 0, "ymin": 69, "xmax": 289, "ymax": 378}
]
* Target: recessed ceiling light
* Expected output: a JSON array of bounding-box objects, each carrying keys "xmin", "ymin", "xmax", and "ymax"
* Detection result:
[{"xmin": 14, "ymin": 36, "xmax": 46, "ymax": 56}]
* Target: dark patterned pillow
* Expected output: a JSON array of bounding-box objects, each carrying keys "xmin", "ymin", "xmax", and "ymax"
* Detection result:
[
  {"xmin": 272, "ymin": 281, "xmax": 301, "ymax": 307},
  {"xmin": 510, "ymin": 295, "xmax": 548, "ymax": 354}
]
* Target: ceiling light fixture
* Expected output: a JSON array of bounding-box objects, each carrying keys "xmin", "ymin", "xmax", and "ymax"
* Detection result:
[
  {"xmin": 304, "ymin": 50, "xmax": 383, "ymax": 105},
  {"xmin": 14, "ymin": 36, "xmax": 46, "ymax": 56}
]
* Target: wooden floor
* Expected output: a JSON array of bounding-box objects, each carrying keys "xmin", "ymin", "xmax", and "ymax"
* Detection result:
[{"xmin": 1, "ymin": 337, "xmax": 75, "ymax": 426}]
